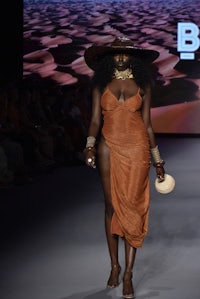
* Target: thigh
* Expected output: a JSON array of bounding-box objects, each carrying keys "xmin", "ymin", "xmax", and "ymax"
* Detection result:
[{"xmin": 97, "ymin": 139, "xmax": 111, "ymax": 203}]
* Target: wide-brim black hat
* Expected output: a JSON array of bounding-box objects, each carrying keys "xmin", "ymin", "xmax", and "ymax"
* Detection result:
[{"xmin": 84, "ymin": 37, "xmax": 159, "ymax": 70}]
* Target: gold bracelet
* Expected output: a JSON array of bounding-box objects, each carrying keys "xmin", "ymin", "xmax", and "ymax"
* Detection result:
[
  {"xmin": 151, "ymin": 145, "xmax": 163, "ymax": 164},
  {"xmin": 86, "ymin": 136, "xmax": 96, "ymax": 148}
]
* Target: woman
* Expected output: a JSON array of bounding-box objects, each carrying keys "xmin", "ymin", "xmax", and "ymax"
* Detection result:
[{"xmin": 83, "ymin": 37, "xmax": 165, "ymax": 299}]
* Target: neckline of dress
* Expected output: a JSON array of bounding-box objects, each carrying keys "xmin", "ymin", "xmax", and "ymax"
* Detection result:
[{"xmin": 105, "ymin": 87, "xmax": 142, "ymax": 103}]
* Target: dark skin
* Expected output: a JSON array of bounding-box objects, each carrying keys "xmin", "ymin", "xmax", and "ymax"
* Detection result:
[{"xmin": 85, "ymin": 53, "xmax": 165, "ymax": 297}]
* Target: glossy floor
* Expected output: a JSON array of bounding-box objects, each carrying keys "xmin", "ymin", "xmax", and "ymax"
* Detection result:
[{"xmin": 0, "ymin": 136, "xmax": 200, "ymax": 299}]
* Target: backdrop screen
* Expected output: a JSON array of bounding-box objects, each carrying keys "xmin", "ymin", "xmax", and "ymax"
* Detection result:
[{"xmin": 23, "ymin": 0, "xmax": 200, "ymax": 134}]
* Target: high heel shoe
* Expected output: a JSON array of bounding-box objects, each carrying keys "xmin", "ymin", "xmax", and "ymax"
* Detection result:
[
  {"xmin": 107, "ymin": 264, "xmax": 121, "ymax": 288},
  {"xmin": 122, "ymin": 271, "xmax": 135, "ymax": 298}
]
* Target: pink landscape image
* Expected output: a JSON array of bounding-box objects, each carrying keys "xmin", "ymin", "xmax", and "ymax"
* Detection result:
[{"xmin": 23, "ymin": 0, "xmax": 200, "ymax": 134}]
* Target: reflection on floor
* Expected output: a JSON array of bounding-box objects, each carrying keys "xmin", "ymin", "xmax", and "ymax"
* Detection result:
[{"xmin": 0, "ymin": 136, "xmax": 200, "ymax": 299}]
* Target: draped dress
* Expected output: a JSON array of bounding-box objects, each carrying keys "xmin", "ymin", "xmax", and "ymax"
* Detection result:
[{"xmin": 101, "ymin": 86, "xmax": 151, "ymax": 248}]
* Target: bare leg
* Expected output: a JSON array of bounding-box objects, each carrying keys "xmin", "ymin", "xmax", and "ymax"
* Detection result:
[
  {"xmin": 97, "ymin": 140, "xmax": 121, "ymax": 288},
  {"xmin": 123, "ymin": 240, "xmax": 136, "ymax": 298}
]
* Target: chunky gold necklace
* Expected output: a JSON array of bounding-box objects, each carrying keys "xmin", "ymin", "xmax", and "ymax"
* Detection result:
[{"xmin": 113, "ymin": 68, "xmax": 133, "ymax": 80}]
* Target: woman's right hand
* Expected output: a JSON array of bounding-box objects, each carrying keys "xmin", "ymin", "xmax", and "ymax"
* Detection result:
[{"xmin": 83, "ymin": 147, "xmax": 96, "ymax": 168}]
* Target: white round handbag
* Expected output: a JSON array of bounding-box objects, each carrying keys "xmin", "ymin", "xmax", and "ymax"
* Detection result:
[{"xmin": 155, "ymin": 174, "xmax": 175, "ymax": 194}]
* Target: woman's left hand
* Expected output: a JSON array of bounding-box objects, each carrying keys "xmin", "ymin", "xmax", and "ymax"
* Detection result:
[{"xmin": 154, "ymin": 162, "xmax": 165, "ymax": 182}]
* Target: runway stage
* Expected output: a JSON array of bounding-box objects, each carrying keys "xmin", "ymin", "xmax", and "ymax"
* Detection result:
[{"xmin": 0, "ymin": 136, "xmax": 200, "ymax": 299}]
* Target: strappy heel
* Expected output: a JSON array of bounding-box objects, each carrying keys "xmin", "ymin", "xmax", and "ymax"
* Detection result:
[
  {"xmin": 107, "ymin": 264, "xmax": 121, "ymax": 288},
  {"xmin": 122, "ymin": 271, "xmax": 135, "ymax": 299}
]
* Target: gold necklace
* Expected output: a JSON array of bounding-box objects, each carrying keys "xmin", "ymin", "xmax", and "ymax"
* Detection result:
[{"xmin": 113, "ymin": 68, "xmax": 133, "ymax": 80}]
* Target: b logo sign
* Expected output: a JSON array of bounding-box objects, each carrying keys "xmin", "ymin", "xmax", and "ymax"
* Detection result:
[{"xmin": 177, "ymin": 22, "xmax": 200, "ymax": 60}]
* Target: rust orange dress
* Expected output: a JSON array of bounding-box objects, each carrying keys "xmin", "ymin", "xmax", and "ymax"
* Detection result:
[{"xmin": 101, "ymin": 86, "xmax": 151, "ymax": 248}]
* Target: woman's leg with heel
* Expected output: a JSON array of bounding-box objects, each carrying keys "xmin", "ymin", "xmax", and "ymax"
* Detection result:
[
  {"xmin": 123, "ymin": 239, "xmax": 137, "ymax": 298},
  {"xmin": 105, "ymin": 207, "xmax": 121, "ymax": 288},
  {"xmin": 97, "ymin": 141, "xmax": 121, "ymax": 288}
]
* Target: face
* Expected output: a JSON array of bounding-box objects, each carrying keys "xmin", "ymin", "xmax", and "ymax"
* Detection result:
[{"xmin": 113, "ymin": 53, "xmax": 131, "ymax": 71}]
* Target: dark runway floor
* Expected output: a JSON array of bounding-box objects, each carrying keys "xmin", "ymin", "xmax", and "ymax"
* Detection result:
[{"xmin": 0, "ymin": 136, "xmax": 200, "ymax": 299}]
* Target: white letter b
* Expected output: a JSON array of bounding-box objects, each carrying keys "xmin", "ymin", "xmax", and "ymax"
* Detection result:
[{"xmin": 177, "ymin": 22, "xmax": 200, "ymax": 52}]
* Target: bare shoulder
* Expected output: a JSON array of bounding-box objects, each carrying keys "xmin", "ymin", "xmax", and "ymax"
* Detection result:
[
  {"xmin": 141, "ymin": 84, "xmax": 152, "ymax": 98},
  {"xmin": 93, "ymin": 86, "xmax": 101, "ymax": 96}
]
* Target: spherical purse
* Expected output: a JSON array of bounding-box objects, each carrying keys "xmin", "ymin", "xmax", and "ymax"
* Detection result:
[{"xmin": 155, "ymin": 173, "xmax": 175, "ymax": 194}]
